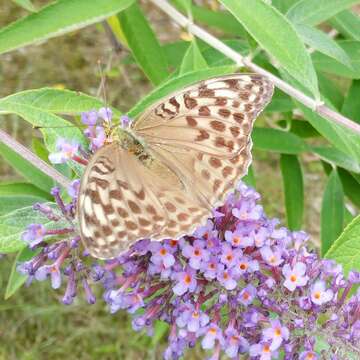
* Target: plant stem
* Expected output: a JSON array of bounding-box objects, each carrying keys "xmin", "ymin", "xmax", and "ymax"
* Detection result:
[
  {"xmin": 149, "ymin": 0, "xmax": 360, "ymax": 136},
  {"xmin": 0, "ymin": 128, "xmax": 71, "ymax": 189}
]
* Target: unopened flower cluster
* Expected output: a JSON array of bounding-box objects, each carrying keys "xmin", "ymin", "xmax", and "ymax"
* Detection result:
[{"xmin": 19, "ymin": 109, "xmax": 360, "ymax": 359}]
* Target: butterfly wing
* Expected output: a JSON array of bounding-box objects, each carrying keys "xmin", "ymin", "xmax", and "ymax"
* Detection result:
[
  {"xmin": 132, "ymin": 74, "xmax": 274, "ymax": 208},
  {"xmin": 77, "ymin": 143, "xmax": 209, "ymax": 259}
]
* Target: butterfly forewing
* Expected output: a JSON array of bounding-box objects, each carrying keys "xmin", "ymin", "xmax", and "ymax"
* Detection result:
[{"xmin": 78, "ymin": 74, "xmax": 274, "ymax": 259}]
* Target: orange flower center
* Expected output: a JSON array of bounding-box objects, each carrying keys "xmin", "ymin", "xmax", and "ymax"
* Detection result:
[
  {"xmin": 240, "ymin": 263, "xmax": 247, "ymax": 270},
  {"xmin": 194, "ymin": 249, "xmax": 201, "ymax": 256},
  {"xmin": 263, "ymin": 344, "xmax": 270, "ymax": 353},
  {"xmin": 290, "ymin": 274, "xmax": 297, "ymax": 282},
  {"xmin": 226, "ymin": 254, "xmax": 233, "ymax": 261},
  {"xmin": 209, "ymin": 327, "xmax": 217, "ymax": 335},
  {"xmin": 209, "ymin": 263, "xmax": 215, "ymax": 270},
  {"xmin": 223, "ymin": 272, "xmax": 229, "ymax": 280},
  {"xmin": 242, "ymin": 292, "xmax": 250, "ymax": 300},
  {"xmin": 170, "ymin": 240, "xmax": 178, "ymax": 247},
  {"xmin": 274, "ymin": 328, "xmax": 281, "ymax": 336},
  {"xmin": 269, "ymin": 256, "xmax": 276, "ymax": 264},
  {"xmin": 233, "ymin": 237, "xmax": 241, "ymax": 245},
  {"xmin": 314, "ymin": 291, "xmax": 321, "ymax": 299},
  {"xmin": 184, "ymin": 275, "xmax": 192, "ymax": 284},
  {"xmin": 159, "ymin": 248, "xmax": 167, "ymax": 256},
  {"xmin": 306, "ymin": 354, "xmax": 315, "ymax": 360},
  {"xmin": 192, "ymin": 311, "xmax": 199, "ymax": 319}
]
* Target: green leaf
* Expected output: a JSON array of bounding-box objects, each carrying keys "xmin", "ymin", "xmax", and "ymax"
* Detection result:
[
  {"xmin": 264, "ymin": 89, "xmax": 294, "ymax": 113},
  {"xmin": 0, "ymin": 142, "xmax": 54, "ymax": 193},
  {"xmin": 243, "ymin": 165, "xmax": 256, "ymax": 187},
  {"xmin": 330, "ymin": 10, "xmax": 360, "ymax": 41},
  {"xmin": 0, "ymin": 89, "xmax": 93, "ymax": 176},
  {"xmin": 325, "ymin": 214, "xmax": 360, "ymax": 274},
  {"xmin": 5, "ymin": 247, "xmax": 40, "ymax": 299},
  {"xmin": 151, "ymin": 321, "xmax": 169, "ymax": 346},
  {"xmin": 219, "ymin": 0, "xmax": 319, "ymax": 97},
  {"xmin": 280, "ymin": 154, "xmax": 304, "ymax": 230},
  {"xmin": 272, "ymin": 0, "xmax": 300, "ymax": 13},
  {"xmin": 321, "ymin": 169, "xmax": 344, "ymax": 255},
  {"xmin": 281, "ymin": 71, "xmax": 360, "ymax": 164},
  {"xmin": 294, "ymin": 23, "xmax": 352, "ymax": 68},
  {"xmin": 312, "ymin": 40, "xmax": 360, "ymax": 79},
  {"xmin": 0, "ymin": 182, "xmax": 51, "ymax": 215},
  {"xmin": 0, "ymin": 203, "xmax": 66, "ymax": 253},
  {"xmin": 342, "ymin": 80, "xmax": 360, "ymax": 123},
  {"xmin": 128, "ymin": 65, "xmax": 237, "ymax": 118},
  {"xmin": 0, "ymin": 0, "xmax": 135, "ymax": 55},
  {"xmin": 32, "ymin": 138, "xmax": 50, "ymax": 163},
  {"xmin": 171, "ymin": 0, "xmax": 247, "ymax": 36},
  {"xmin": 118, "ymin": 2, "xmax": 169, "ymax": 85},
  {"xmin": 318, "ymin": 72, "xmax": 344, "ymax": 110},
  {"xmin": 12, "ymin": 0, "xmax": 36, "ymax": 12},
  {"xmin": 338, "ymin": 168, "xmax": 360, "ymax": 208},
  {"xmin": 286, "ymin": 0, "xmax": 360, "ymax": 26},
  {"xmin": 179, "ymin": 40, "xmax": 208, "ymax": 74},
  {"xmin": 0, "ymin": 88, "xmax": 114, "ymax": 115},
  {"xmin": 311, "ymin": 146, "xmax": 360, "ymax": 174},
  {"xmin": 252, "ymin": 127, "xmax": 308, "ymax": 154}
]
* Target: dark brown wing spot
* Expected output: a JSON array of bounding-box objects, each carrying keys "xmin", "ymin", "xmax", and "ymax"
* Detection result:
[
  {"xmin": 233, "ymin": 113, "xmax": 245, "ymax": 123},
  {"xmin": 103, "ymin": 203, "xmax": 115, "ymax": 214},
  {"xmin": 209, "ymin": 157, "xmax": 222, "ymax": 168},
  {"xmin": 186, "ymin": 116, "xmax": 198, "ymax": 127},
  {"xmin": 125, "ymin": 221, "xmax": 137, "ymax": 230},
  {"xmin": 117, "ymin": 231, "xmax": 127, "ymax": 238},
  {"xmin": 139, "ymin": 217, "xmax": 151, "ymax": 227},
  {"xmin": 215, "ymin": 137, "xmax": 226, "ymax": 148},
  {"xmin": 86, "ymin": 189, "xmax": 101, "ymax": 204},
  {"xmin": 110, "ymin": 190, "xmax": 122, "ymax": 200},
  {"xmin": 111, "ymin": 219, "xmax": 120, "ymax": 227},
  {"xmin": 240, "ymin": 92, "xmax": 250, "ymax": 101},
  {"xmin": 199, "ymin": 106, "xmax": 211, "ymax": 116},
  {"xmin": 91, "ymin": 178, "xmax": 109, "ymax": 189},
  {"xmin": 196, "ymin": 129, "xmax": 210, "ymax": 141},
  {"xmin": 102, "ymin": 226, "xmax": 113, "ymax": 236},
  {"xmin": 146, "ymin": 205, "xmax": 157, "ymax": 215},
  {"xmin": 135, "ymin": 189, "xmax": 145, "ymax": 200},
  {"xmin": 128, "ymin": 200, "xmax": 141, "ymax": 214},
  {"xmin": 224, "ymin": 79, "xmax": 239, "ymax": 88},
  {"xmin": 168, "ymin": 220, "xmax": 177, "ymax": 228},
  {"xmin": 218, "ymin": 108, "xmax": 231, "ymax": 118},
  {"xmin": 177, "ymin": 213, "xmax": 189, "ymax": 221},
  {"xmin": 244, "ymin": 104, "xmax": 253, "ymax": 112},
  {"xmin": 169, "ymin": 97, "xmax": 180, "ymax": 111},
  {"xmin": 184, "ymin": 96, "xmax": 198, "ymax": 109},
  {"xmin": 94, "ymin": 231, "xmax": 101, "ymax": 238},
  {"xmin": 230, "ymin": 126, "xmax": 240, "ymax": 137},
  {"xmin": 211, "ymin": 120, "xmax": 226, "ymax": 132},
  {"xmin": 222, "ymin": 166, "xmax": 233, "ymax": 178},
  {"xmin": 199, "ymin": 87, "xmax": 215, "ymax": 97},
  {"xmin": 117, "ymin": 207, "xmax": 129, "ymax": 218},
  {"xmin": 215, "ymin": 97, "xmax": 227, "ymax": 106},
  {"xmin": 165, "ymin": 202, "xmax": 176, "ymax": 212},
  {"xmin": 116, "ymin": 180, "xmax": 129, "ymax": 190}
]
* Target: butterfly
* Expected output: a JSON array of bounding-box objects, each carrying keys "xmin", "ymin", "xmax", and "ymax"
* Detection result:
[{"xmin": 77, "ymin": 74, "xmax": 274, "ymax": 259}]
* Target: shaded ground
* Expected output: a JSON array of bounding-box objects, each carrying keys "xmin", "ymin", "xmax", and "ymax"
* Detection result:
[{"xmin": 0, "ymin": 1, "xmax": 326, "ymax": 359}]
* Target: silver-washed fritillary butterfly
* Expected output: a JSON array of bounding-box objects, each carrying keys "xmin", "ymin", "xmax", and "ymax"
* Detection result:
[{"xmin": 77, "ymin": 74, "xmax": 274, "ymax": 259}]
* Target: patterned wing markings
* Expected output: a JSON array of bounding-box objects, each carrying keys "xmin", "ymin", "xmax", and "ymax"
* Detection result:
[
  {"xmin": 133, "ymin": 74, "xmax": 274, "ymax": 158},
  {"xmin": 78, "ymin": 74, "xmax": 274, "ymax": 259},
  {"xmin": 78, "ymin": 144, "xmax": 214, "ymax": 259}
]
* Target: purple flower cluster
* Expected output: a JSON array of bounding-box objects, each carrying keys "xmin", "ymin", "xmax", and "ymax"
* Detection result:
[{"xmin": 17, "ymin": 109, "xmax": 360, "ymax": 359}]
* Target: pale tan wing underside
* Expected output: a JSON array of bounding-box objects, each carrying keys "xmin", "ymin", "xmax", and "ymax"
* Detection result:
[
  {"xmin": 77, "ymin": 143, "xmax": 209, "ymax": 259},
  {"xmin": 78, "ymin": 74, "xmax": 274, "ymax": 259},
  {"xmin": 133, "ymin": 74, "xmax": 274, "ymax": 209}
]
